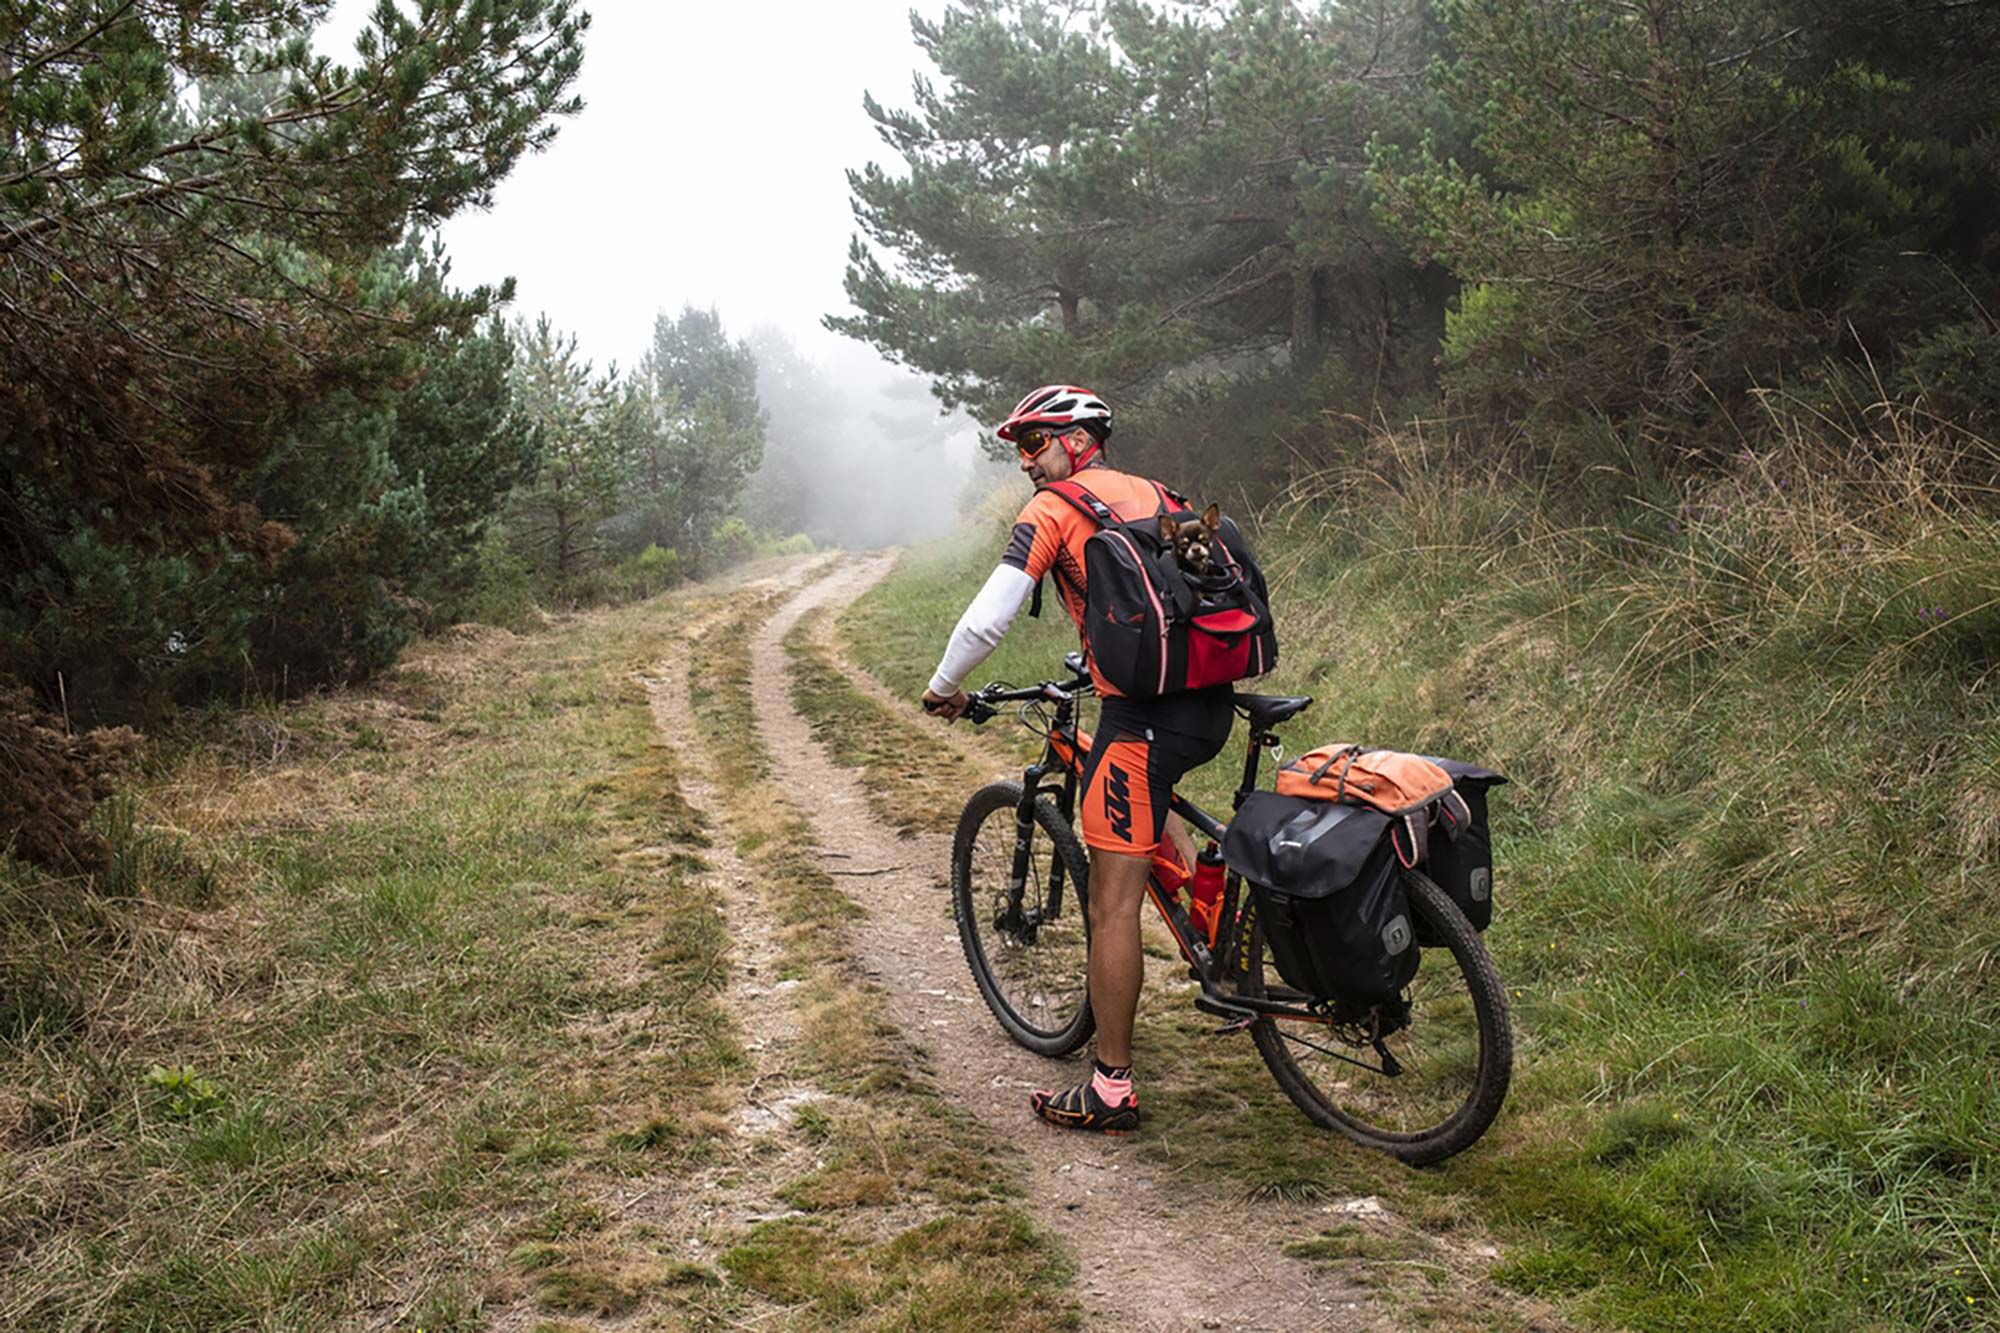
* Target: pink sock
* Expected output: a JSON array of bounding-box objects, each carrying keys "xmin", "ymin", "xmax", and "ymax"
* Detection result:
[{"xmin": 1091, "ymin": 1059, "xmax": 1134, "ymax": 1106}]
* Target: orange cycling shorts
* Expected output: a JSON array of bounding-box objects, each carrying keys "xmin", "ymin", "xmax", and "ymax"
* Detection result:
[{"xmin": 1078, "ymin": 688, "xmax": 1235, "ymax": 856}]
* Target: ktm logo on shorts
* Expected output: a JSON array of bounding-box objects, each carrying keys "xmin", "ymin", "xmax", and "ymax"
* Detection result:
[{"xmin": 1103, "ymin": 762, "xmax": 1134, "ymax": 841}]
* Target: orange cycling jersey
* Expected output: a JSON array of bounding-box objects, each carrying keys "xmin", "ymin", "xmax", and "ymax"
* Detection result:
[{"xmin": 1000, "ymin": 465, "xmax": 1171, "ymax": 698}]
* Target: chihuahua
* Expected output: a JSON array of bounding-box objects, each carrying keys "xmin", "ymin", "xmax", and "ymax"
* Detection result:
[{"xmin": 1158, "ymin": 502, "xmax": 1222, "ymax": 576}]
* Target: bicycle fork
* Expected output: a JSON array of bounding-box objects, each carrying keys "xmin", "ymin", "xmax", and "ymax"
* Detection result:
[{"xmin": 1000, "ymin": 788, "xmax": 1072, "ymax": 944}]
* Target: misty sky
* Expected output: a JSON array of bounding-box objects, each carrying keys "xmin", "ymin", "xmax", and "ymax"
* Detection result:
[{"xmin": 316, "ymin": 0, "xmax": 950, "ymax": 388}]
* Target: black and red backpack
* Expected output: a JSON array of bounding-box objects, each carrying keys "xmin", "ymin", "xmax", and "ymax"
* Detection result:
[{"xmin": 1038, "ymin": 478, "xmax": 1278, "ymax": 697}]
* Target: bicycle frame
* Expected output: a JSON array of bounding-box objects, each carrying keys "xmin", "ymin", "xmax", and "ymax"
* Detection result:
[{"xmin": 983, "ymin": 676, "xmax": 1341, "ymax": 1031}]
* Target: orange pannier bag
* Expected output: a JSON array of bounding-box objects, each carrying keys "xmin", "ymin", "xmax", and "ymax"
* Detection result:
[{"xmin": 1275, "ymin": 745, "xmax": 1472, "ymax": 870}]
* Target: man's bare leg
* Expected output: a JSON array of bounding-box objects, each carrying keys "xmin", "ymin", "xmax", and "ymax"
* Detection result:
[{"xmin": 1085, "ymin": 846, "xmax": 1152, "ymax": 1067}]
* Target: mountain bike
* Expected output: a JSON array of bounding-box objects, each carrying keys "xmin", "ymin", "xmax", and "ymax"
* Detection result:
[{"xmin": 947, "ymin": 653, "xmax": 1512, "ymax": 1165}]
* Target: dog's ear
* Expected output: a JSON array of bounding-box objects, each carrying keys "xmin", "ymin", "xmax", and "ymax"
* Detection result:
[
  {"xmin": 1201, "ymin": 502, "xmax": 1221, "ymax": 532},
  {"xmin": 1158, "ymin": 513, "xmax": 1178, "ymax": 542}
]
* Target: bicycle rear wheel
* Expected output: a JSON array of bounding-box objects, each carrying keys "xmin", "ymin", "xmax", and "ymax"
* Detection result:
[
  {"xmin": 951, "ymin": 781, "xmax": 1094, "ymax": 1056},
  {"xmin": 1242, "ymin": 870, "xmax": 1511, "ymax": 1165}
]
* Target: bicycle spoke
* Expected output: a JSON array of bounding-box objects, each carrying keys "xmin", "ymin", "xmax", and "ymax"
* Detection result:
[
  {"xmin": 1248, "ymin": 873, "xmax": 1509, "ymax": 1156},
  {"xmin": 1270, "ymin": 979, "xmax": 1484, "ymax": 1135},
  {"xmin": 965, "ymin": 807, "xmax": 1087, "ymax": 1033}
]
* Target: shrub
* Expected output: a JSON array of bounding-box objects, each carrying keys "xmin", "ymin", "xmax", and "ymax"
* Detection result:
[
  {"xmin": 0, "ymin": 684, "xmax": 138, "ymax": 871},
  {"xmin": 706, "ymin": 517, "xmax": 755, "ymax": 569},
  {"xmin": 756, "ymin": 532, "xmax": 815, "ymax": 559}
]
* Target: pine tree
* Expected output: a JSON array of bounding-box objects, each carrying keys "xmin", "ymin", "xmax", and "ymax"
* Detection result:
[
  {"xmin": 505, "ymin": 317, "xmax": 621, "ymax": 584},
  {"xmin": 0, "ymin": 1, "xmax": 589, "ymax": 582},
  {"xmin": 1367, "ymin": 0, "xmax": 2000, "ymax": 437},
  {"xmin": 828, "ymin": 0, "xmax": 1454, "ymax": 438},
  {"xmin": 609, "ymin": 308, "xmax": 767, "ymax": 567}
]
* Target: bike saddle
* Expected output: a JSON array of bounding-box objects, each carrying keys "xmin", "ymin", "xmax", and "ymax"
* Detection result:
[{"xmin": 1235, "ymin": 692, "xmax": 1314, "ymax": 730}]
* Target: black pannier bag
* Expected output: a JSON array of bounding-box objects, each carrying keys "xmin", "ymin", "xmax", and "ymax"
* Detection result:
[
  {"xmin": 1416, "ymin": 758, "xmax": 1508, "ymax": 943},
  {"xmin": 1041, "ymin": 479, "xmax": 1278, "ymax": 698},
  {"xmin": 1221, "ymin": 791, "xmax": 1418, "ymax": 1001}
]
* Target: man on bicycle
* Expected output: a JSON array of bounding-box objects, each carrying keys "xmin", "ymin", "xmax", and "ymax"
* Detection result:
[{"xmin": 921, "ymin": 384, "xmax": 1235, "ymax": 1133}]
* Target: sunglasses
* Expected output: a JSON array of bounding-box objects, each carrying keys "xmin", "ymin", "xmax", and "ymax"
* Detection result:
[{"xmin": 1015, "ymin": 427, "xmax": 1067, "ymax": 460}]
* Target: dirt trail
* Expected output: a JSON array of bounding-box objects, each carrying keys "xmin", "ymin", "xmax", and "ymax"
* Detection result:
[
  {"xmin": 806, "ymin": 589, "xmax": 1028, "ymax": 780},
  {"xmin": 749, "ymin": 556, "xmax": 1388, "ymax": 1333},
  {"xmin": 612, "ymin": 571, "xmax": 836, "ymax": 1284}
]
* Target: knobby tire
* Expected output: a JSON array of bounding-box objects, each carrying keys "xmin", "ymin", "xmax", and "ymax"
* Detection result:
[
  {"xmin": 1246, "ymin": 870, "xmax": 1512, "ymax": 1165},
  {"xmin": 951, "ymin": 780, "xmax": 1094, "ymax": 1057}
]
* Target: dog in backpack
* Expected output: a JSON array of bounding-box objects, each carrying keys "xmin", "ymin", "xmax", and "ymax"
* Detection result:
[{"xmin": 1158, "ymin": 503, "xmax": 1222, "ymax": 576}]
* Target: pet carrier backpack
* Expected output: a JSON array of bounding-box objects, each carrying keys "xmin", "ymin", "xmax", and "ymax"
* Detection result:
[{"xmin": 1040, "ymin": 478, "xmax": 1277, "ymax": 698}]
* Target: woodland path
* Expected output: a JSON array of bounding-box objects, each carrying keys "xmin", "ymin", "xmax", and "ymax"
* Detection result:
[{"xmin": 742, "ymin": 556, "xmax": 1389, "ymax": 1332}]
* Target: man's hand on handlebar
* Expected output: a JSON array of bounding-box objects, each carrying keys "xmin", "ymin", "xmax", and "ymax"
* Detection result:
[{"xmin": 921, "ymin": 687, "xmax": 972, "ymax": 722}]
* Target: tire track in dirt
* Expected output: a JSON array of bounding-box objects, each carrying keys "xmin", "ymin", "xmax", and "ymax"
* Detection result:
[
  {"xmin": 750, "ymin": 556, "xmax": 1390, "ymax": 1333},
  {"xmin": 806, "ymin": 592, "xmax": 1029, "ymax": 782},
  {"xmin": 642, "ymin": 598, "xmax": 817, "ymax": 1139},
  {"xmin": 580, "ymin": 569, "xmax": 836, "ymax": 1310}
]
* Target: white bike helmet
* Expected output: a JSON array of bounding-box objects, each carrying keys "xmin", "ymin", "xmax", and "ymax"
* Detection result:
[{"xmin": 996, "ymin": 384, "xmax": 1113, "ymax": 445}]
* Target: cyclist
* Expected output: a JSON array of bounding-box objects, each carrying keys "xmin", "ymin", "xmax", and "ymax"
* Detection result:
[{"xmin": 921, "ymin": 384, "xmax": 1235, "ymax": 1133}]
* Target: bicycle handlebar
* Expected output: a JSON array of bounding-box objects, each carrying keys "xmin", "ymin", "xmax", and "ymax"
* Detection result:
[{"xmin": 961, "ymin": 672, "xmax": 1093, "ymax": 725}]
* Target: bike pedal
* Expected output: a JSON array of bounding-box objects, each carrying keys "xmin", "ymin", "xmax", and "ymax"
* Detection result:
[{"xmin": 1208, "ymin": 1015, "xmax": 1256, "ymax": 1036}]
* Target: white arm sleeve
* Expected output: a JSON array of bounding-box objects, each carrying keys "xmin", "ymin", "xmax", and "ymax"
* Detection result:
[{"xmin": 928, "ymin": 564, "xmax": 1037, "ymax": 697}]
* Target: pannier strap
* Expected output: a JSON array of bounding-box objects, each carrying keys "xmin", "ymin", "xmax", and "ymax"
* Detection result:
[
  {"xmin": 1391, "ymin": 817, "xmax": 1422, "ymax": 869},
  {"xmin": 1307, "ymin": 744, "xmax": 1367, "ymax": 802}
]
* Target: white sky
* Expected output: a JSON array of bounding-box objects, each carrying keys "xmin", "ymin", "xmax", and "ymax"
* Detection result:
[{"xmin": 316, "ymin": 0, "xmax": 945, "ymax": 382}]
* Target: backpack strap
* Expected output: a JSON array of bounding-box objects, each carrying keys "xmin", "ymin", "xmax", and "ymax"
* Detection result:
[
  {"xmin": 1044, "ymin": 478, "xmax": 1118, "ymax": 527},
  {"xmin": 1030, "ymin": 481, "xmax": 1112, "ymax": 617}
]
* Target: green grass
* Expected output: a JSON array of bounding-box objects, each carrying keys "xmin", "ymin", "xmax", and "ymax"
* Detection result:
[
  {"xmin": 783, "ymin": 608, "xmax": 985, "ymax": 834},
  {"xmin": 840, "ymin": 429, "xmax": 2000, "ymax": 1332}
]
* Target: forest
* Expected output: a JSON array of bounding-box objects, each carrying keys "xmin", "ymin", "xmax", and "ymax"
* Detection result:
[
  {"xmin": 4, "ymin": 2, "xmax": 1999, "ymax": 1329},
  {"xmin": 8, "ymin": 0, "xmax": 1997, "ymax": 865}
]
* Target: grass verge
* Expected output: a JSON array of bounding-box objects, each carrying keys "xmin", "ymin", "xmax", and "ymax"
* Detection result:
[{"xmin": 0, "ymin": 599, "xmax": 742, "ymax": 1329}]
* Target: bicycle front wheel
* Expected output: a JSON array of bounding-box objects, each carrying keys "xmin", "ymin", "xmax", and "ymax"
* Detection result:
[
  {"xmin": 950, "ymin": 781, "xmax": 1094, "ymax": 1057},
  {"xmin": 1243, "ymin": 870, "xmax": 1511, "ymax": 1165}
]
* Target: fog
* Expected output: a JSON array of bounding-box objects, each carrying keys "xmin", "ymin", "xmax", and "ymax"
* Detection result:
[{"xmin": 314, "ymin": 0, "xmax": 995, "ymax": 548}]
